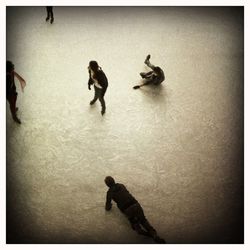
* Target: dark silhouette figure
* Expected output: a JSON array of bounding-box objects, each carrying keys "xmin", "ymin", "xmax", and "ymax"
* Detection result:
[
  {"xmin": 46, "ymin": 6, "xmax": 54, "ymax": 24},
  {"xmin": 104, "ymin": 176, "xmax": 166, "ymax": 243},
  {"xmin": 88, "ymin": 61, "xmax": 108, "ymax": 115},
  {"xmin": 6, "ymin": 61, "xmax": 26, "ymax": 124},
  {"xmin": 133, "ymin": 54, "xmax": 165, "ymax": 89}
]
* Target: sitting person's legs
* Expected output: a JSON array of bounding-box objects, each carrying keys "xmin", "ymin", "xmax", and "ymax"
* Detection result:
[{"xmin": 144, "ymin": 55, "xmax": 155, "ymax": 70}]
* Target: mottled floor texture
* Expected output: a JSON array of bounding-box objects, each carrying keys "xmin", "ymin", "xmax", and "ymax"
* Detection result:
[{"xmin": 6, "ymin": 6, "xmax": 243, "ymax": 244}]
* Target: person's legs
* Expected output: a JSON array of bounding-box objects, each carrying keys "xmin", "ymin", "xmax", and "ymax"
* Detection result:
[
  {"xmin": 140, "ymin": 218, "xmax": 166, "ymax": 243},
  {"xmin": 7, "ymin": 96, "xmax": 16, "ymax": 117},
  {"xmin": 135, "ymin": 77, "xmax": 155, "ymax": 89},
  {"xmin": 144, "ymin": 55, "xmax": 156, "ymax": 70},
  {"xmin": 124, "ymin": 204, "xmax": 150, "ymax": 237},
  {"xmin": 130, "ymin": 221, "xmax": 151, "ymax": 237},
  {"xmin": 140, "ymin": 71, "xmax": 153, "ymax": 79},
  {"xmin": 138, "ymin": 215, "xmax": 166, "ymax": 243},
  {"xmin": 132, "ymin": 204, "xmax": 156, "ymax": 234},
  {"xmin": 46, "ymin": 7, "xmax": 50, "ymax": 21},
  {"xmin": 134, "ymin": 55, "xmax": 156, "ymax": 89},
  {"xmin": 46, "ymin": 7, "xmax": 54, "ymax": 23},
  {"xmin": 140, "ymin": 219, "xmax": 156, "ymax": 236},
  {"xmin": 98, "ymin": 88, "xmax": 106, "ymax": 115},
  {"xmin": 7, "ymin": 94, "xmax": 21, "ymax": 124},
  {"xmin": 90, "ymin": 86, "xmax": 99, "ymax": 105},
  {"xmin": 145, "ymin": 61, "xmax": 155, "ymax": 70},
  {"xmin": 134, "ymin": 203, "xmax": 166, "ymax": 243},
  {"xmin": 125, "ymin": 205, "xmax": 166, "ymax": 243},
  {"xmin": 50, "ymin": 8, "xmax": 54, "ymax": 19},
  {"xmin": 50, "ymin": 8, "xmax": 54, "ymax": 24},
  {"xmin": 99, "ymin": 97, "xmax": 106, "ymax": 115}
]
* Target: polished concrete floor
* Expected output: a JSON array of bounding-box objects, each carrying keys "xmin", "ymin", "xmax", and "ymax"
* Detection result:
[{"xmin": 6, "ymin": 7, "xmax": 243, "ymax": 244}]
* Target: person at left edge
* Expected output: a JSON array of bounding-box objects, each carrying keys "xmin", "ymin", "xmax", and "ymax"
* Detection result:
[{"xmin": 6, "ymin": 61, "xmax": 26, "ymax": 124}]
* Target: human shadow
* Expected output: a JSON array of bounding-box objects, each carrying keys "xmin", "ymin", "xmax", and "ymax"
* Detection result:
[{"xmin": 138, "ymin": 83, "xmax": 170, "ymax": 106}]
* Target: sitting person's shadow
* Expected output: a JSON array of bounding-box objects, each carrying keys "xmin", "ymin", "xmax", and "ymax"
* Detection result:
[{"xmin": 139, "ymin": 84, "xmax": 169, "ymax": 106}]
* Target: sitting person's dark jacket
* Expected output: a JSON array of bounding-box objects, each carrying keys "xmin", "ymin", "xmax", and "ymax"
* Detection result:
[{"xmin": 152, "ymin": 66, "xmax": 165, "ymax": 85}]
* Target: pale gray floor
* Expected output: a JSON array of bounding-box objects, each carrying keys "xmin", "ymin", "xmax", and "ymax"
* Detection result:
[{"xmin": 6, "ymin": 7, "xmax": 243, "ymax": 243}]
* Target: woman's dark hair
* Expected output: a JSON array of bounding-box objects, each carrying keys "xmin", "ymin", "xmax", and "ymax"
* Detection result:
[
  {"xmin": 89, "ymin": 60, "xmax": 99, "ymax": 72},
  {"xmin": 7, "ymin": 61, "xmax": 14, "ymax": 73}
]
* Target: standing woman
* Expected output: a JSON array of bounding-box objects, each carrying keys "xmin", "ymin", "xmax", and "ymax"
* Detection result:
[
  {"xmin": 88, "ymin": 61, "xmax": 108, "ymax": 115},
  {"xmin": 6, "ymin": 61, "xmax": 26, "ymax": 124}
]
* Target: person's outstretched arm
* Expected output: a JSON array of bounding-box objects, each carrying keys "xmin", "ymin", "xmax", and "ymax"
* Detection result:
[
  {"xmin": 14, "ymin": 71, "xmax": 26, "ymax": 92},
  {"xmin": 105, "ymin": 190, "xmax": 112, "ymax": 211},
  {"xmin": 88, "ymin": 70, "xmax": 94, "ymax": 90}
]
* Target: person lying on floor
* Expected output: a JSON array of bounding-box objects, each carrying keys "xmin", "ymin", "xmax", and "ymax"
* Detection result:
[{"xmin": 133, "ymin": 54, "xmax": 165, "ymax": 89}]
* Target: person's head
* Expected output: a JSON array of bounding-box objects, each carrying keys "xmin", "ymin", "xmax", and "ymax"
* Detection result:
[
  {"xmin": 153, "ymin": 66, "xmax": 162, "ymax": 75},
  {"xmin": 7, "ymin": 61, "xmax": 14, "ymax": 73},
  {"xmin": 88, "ymin": 60, "xmax": 99, "ymax": 72},
  {"xmin": 105, "ymin": 176, "xmax": 115, "ymax": 187}
]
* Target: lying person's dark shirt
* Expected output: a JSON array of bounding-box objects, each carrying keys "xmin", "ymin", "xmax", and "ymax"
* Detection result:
[{"xmin": 105, "ymin": 183, "xmax": 138, "ymax": 212}]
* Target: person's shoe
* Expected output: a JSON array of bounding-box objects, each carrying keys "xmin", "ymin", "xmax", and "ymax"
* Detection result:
[
  {"xmin": 140, "ymin": 72, "xmax": 146, "ymax": 78},
  {"xmin": 90, "ymin": 100, "xmax": 96, "ymax": 105},
  {"xmin": 13, "ymin": 116, "xmax": 21, "ymax": 124},
  {"xmin": 50, "ymin": 18, "xmax": 54, "ymax": 24},
  {"xmin": 46, "ymin": 17, "xmax": 49, "ymax": 22},
  {"xmin": 133, "ymin": 85, "xmax": 140, "ymax": 89},
  {"xmin": 144, "ymin": 54, "xmax": 151, "ymax": 63},
  {"xmin": 153, "ymin": 236, "xmax": 166, "ymax": 244},
  {"xmin": 101, "ymin": 110, "xmax": 105, "ymax": 116}
]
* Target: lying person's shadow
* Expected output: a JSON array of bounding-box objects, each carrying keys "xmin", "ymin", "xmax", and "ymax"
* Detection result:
[{"xmin": 139, "ymin": 84, "xmax": 170, "ymax": 106}]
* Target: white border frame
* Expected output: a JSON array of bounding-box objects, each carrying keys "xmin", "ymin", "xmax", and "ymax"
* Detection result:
[{"xmin": 1, "ymin": 1, "xmax": 248, "ymax": 250}]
